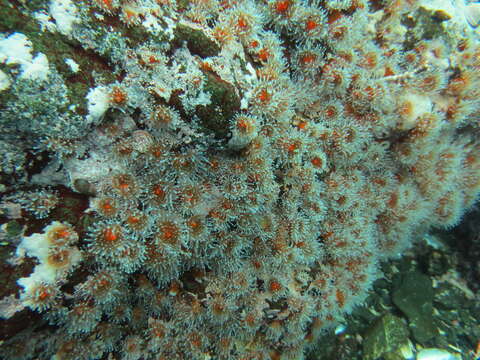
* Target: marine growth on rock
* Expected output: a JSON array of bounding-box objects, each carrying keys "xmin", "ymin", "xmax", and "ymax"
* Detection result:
[{"xmin": 0, "ymin": 0, "xmax": 479, "ymax": 359}]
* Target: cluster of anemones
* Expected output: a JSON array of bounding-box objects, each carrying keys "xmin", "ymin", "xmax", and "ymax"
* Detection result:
[
  {"xmin": 15, "ymin": 222, "xmax": 82, "ymax": 312},
  {"xmin": 2, "ymin": 0, "xmax": 480, "ymax": 359}
]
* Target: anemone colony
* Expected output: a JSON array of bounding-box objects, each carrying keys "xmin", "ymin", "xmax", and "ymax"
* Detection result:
[{"xmin": 0, "ymin": 0, "xmax": 479, "ymax": 359}]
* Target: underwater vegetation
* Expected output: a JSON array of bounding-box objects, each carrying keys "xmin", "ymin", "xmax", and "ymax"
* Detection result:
[{"xmin": 0, "ymin": 0, "xmax": 479, "ymax": 359}]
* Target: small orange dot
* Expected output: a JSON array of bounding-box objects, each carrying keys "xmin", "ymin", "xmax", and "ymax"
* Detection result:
[
  {"xmin": 287, "ymin": 143, "xmax": 298, "ymax": 153},
  {"xmin": 405, "ymin": 53, "xmax": 417, "ymax": 63},
  {"xmin": 153, "ymin": 328, "xmax": 165, "ymax": 338},
  {"xmin": 188, "ymin": 219, "xmax": 200, "ymax": 229},
  {"xmin": 38, "ymin": 290, "xmax": 50, "ymax": 301},
  {"xmin": 119, "ymin": 183, "xmax": 130, "ymax": 191},
  {"xmin": 98, "ymin": 0, "xmax": 113, "ymax": 10},
  {"xmin": 148, "ymin": 55, "xmax": 159, "ymax": 64},
  {"xmin": 275, "ymin": 0, "xmax": 291, "ymax": 14},
  {"xmin": 300, "ymin": 53, "xmax": 317, "ymax": 65},
  {"xmin": 258, "ymin": 48, "xmax": 270, "ymax": 62},
  {"xmin": 399, "ymin": 101, "xmax": 413, "ymax": 117},
  {"xmin": 296, "ymin": 121, "xmax": 307, "ymax": 130},
  {"xmin": 57, "ymin": 229, "xmax": 70, "ymax": 238},
  {"xmin": 237, "ymin": 118, "xmax": 249, "ymax": 131},
  {"xmin": 258, "ymin": 89, "xmax": 271, "ymax": 104},
  {"xmin": 362, "ymin": 53, "xmax": 377, "ymax": 69},
  {"xmin": 104, "ymin": 228, "xmax": 118, "ymax": 242},
  {"xmin": 465, "ymin": 155, "xmax": 475, "ymax": 165},
  {"xmin": 269, "ymin": 280, "xmax": 282, "ymax": 292},
  {"xmin": 384, "ymin": 66, "xmax": 395, "ymax": 77},
  {"xmin": 311, "ymin": 157, "xmax": 323, "ymax": 168},
  {"xmin": 110, "ymin": 86, "xmax": 128, "ymax": 105},
  {"xmin": 237, "ymin": 16, "xmax": 248, "ymax": 29},
  {"xmin": 159, "ymin": 222, "xmax": 179, "ymax": 244},
  {"xmin": 325, "ymin": 106, "xmax": 337, "ymax": 118},
  {"xmin": 99, "ymin": 278, "xmax": 110, "ymax": 288},
  {"xmin": 153, "ymin": 185, "xmax": 165, "ymax": 199},
  {"xmin": 131, "ymin": 216, "xmax": 141, "ymax": 223},
  {"xmin": 306, "ymin": 19, "xmax": 317, "ymax": 31},
  {"xmin": 249, "ymin": 40, "xmax": 259, "ymax": 48}
]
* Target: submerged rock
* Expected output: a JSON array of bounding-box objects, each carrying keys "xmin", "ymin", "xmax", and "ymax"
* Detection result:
[{"xmin": 392, "ymin": 271, "xmax": 437, "ymax": 343}]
